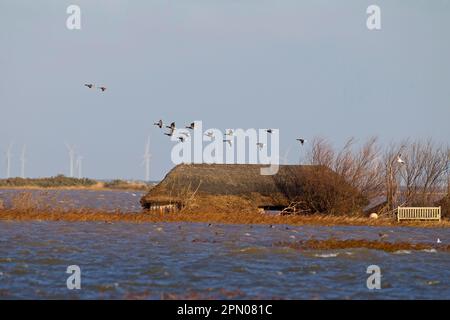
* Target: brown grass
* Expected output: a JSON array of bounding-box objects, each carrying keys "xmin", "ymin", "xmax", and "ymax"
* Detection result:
[
  {"xmin": 1, "ymin": 191, "xmax": 448, "ymax": 227},
  {"xmin": 275, "ymin": 239, "xmax": 450, "ymax": 252},
  {"xmin": 1, "ymin": 207, "xmax": 450, "ymax": 228}
]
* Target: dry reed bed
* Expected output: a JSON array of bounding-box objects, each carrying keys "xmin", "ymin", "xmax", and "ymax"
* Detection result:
[
  {"xmin": 1, "ymin": 208, "xmax": 449, "ymax": 228},
  {"xmin": 275, "ymin": 239, "xmax": 450, "ymax": 252}
]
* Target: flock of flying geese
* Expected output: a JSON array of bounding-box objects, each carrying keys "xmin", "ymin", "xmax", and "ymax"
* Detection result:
[
  {"xmin": 84, "ymin": 83, "xmax": 107, "ymax": 92},
  {"xmin": 153, "ymin": 119, "xmax": 307, "ymax": 150},
  {"xmin": 83, "ymin": 83, "xmax": 406, "ymax": 163}
]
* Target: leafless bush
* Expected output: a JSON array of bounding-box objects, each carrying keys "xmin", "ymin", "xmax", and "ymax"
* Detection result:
[
  {"xmin": 306, "ymin": 137, "xmax": 335, "ymax": 168},
  {"xmin": 398, "ymin": 139, "xmax": 448, "ymax": 206},
  {"xmin": 306, "ymin": 137, "xmax": 384, "ymax": 200},
  {"xmin": 306, "ymin": 136, "xmax": 449, "ymax": 212}
]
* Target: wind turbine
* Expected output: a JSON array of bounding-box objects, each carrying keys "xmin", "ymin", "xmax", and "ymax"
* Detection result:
[
  {"xmin": 5, "ymin": 143, "xmax": 13, "ymax": 178},
  {"xmin": 20, "ymin": 145, "xmax": 26, "ymax": 179},
  {"xmin": 142, "ymin": 136, "xmax": 151, "ymax": 182},
  {"xmin": 65, "ymin": 143, "xmax": 76, "ymax": 178},
  {"xmin": 76, "ymin": 155, "xmax": 83, "ymax": 179}
]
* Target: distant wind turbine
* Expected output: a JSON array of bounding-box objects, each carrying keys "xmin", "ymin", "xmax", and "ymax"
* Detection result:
[
  {"xmin": 142, "ymin": 136, "xmax": 151, "ymax": 182},
  {"xmin": 5, "ymin": 143, "xmax": 13, "ymax": 178},
  {"xmin": 65, "ymin": 143, "xmax": 76, "ymax": 178},
  {"xmin": 20, "ymin": 145, "xmax": 26, "ymax": 179},
  {"xmin": 76, "ymin": 155, "xmax": 83, "ymax": 179}
]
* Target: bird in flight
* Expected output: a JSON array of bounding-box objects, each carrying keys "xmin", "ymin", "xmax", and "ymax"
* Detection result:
[
  {"xmin": 178, "ymin": 136, "xmax": 186, "ymax": 143},
  {"xmin": 225, "ymin": 129, "xmax": 234, "ymax": 136},
  {"xmin": 223, "ymin": 139, "xmax": 233, "ymax": 147},
  {"xmin": 166, "ymin": 122, "xmax": 176, "ymax": 130},
  {"xmin": 266, "ymin": 129, "xmax": 273, "ymax": 134},
  {"xmin": 84, "ymin": 84, "xmax": 95, "ymax": 89},
  {"xmin": 204, "ymin": 131, "xmax": 214, "ymax": 139},
  {"xmin": 256, "ymin": 142, "xmax": 265, "ymax": 150},
  {"xmin": 397, "ymin": 155, "xmax": 406, "ymax": 165},
  {"xmin": 153, "ymin": 120, "xmax": 163, "ymax": 129},
  {"xmin": 296, "ymin": 138, "xmax": 306, "ymax": 145},
  {"xmin": 98, "ymin": 86, "xmax": 107, "ymax": 92},
  {"xmin": 186, "ymin": 122, "xmax": 195, "ymax": 130},
  {"xmin": 164, "ymin": 129, "xmax": 175, "ymax": 137}
]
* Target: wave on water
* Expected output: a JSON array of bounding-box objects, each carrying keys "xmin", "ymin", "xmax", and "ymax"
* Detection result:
[
  {"xmin": 393, "ymin": 250, "xmax": 412, "ymax": 255},
  {"xmin": 314, "ymin": 253, "xmax": 339, "ymax": 258}
]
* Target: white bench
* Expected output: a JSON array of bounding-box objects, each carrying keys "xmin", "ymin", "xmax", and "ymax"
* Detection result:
[{"xmin": 397, "ymin": 207, "xmax": 441, "ymax": 222}]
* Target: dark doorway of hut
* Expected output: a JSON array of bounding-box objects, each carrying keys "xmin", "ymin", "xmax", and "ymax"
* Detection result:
[
  {"xmin": 259, "ymin": 206, "xmax": 294, "ymax": 215},
  {"xmin": 259, "ymin": 202, "xmax": 310, "ymax": 216}
]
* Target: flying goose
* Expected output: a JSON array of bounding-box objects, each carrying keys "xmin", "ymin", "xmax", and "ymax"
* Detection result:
[
  {"xmin": 186, "ymin": 122, "xmax": 195, "ymax": 130},
  {"xmin": 204, "ymin": 131, "xmax": 214, "ymax": 139},
  {"xmin": 223, "ymin": 139, "xmax": 233, "ymax": 147},
  {"xmin": 98, "ymin": 86, "xmax": 107, "ymax": 92},
  {"xmin": 256, "ymin": 142, "xmax": 265, "ymax": 150},
  {"xmin": 153, "ymin": 120, "xmax": 163, "ymax": 128},
  {"xmin": 84, "ymin": 84, "xmax": 94, "ymax": 89},
  {"xmin": 296, "ymin": 138, "xmax": 306, "ymax": 145},
  {"xmin": 164, "ymin": 128, "xmax": 175, "ymax": 137}
]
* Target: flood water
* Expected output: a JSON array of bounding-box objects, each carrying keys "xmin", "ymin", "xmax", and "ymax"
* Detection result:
[
  {"xmin": 0, "ymin": 189, "xmax": 449, "ymax": 299},
  {"xmin": 0, "ymin": 189, "xmax": 145, "ymax": 212}
]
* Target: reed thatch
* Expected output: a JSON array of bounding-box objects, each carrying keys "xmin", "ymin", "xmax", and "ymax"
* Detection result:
[{"xmin": 141, "ymin": 164, "xmax": 367, "ymax": 214}]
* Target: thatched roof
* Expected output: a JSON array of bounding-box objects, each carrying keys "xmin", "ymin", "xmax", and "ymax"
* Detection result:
[{"xmin": 141, "ymin": 164, "xmax": 364, "ymax": 212}]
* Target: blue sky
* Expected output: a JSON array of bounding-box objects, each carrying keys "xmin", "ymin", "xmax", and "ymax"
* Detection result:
[{"xmin": 1, "ymin": 1, "xmax": 449, "ymax": 180}]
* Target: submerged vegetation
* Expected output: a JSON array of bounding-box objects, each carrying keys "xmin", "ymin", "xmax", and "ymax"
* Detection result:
[
  {"xmin": 275, "ymin": 239, "xmax": 449, "ymax": 252},
  {"xmin": 1, "ymin": 208, "xmax": 448, "ymax": 227}
]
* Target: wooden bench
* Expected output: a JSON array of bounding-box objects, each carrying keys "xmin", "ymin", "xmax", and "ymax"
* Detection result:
[{"xmin": 397, "ymin": 207, "xmax": 441, "ymax": 222}]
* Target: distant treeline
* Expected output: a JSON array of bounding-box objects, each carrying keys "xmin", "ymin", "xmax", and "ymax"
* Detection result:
[
  {"xmin": 103, "ymin": 179, "xmax": 151, "ymax": 191},
  {"xmin": 0, "ymin": 175, "xmax": 153, "ymax": 191},
  {"xmin": 0, "ymin": 175, "xmax": 98, "ymax": 188}
]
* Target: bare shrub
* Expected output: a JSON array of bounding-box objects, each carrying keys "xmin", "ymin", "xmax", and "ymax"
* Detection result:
[
  {"xmin": 397, "ymin": 139, "xmax": 448, "ymax": 206},
  {"xmin": 306, "ymin": 136, "xmax": 384, "ymax": 201}
]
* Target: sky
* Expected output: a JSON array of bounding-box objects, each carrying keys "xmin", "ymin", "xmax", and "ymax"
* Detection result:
[{"xmin": 1, "ymin": 0, "xmax": 449, "ymax": 180}]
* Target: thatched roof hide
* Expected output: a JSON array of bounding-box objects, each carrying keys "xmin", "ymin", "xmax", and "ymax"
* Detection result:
[{"xmin": 141, "ymin": 164, "xmax": 366, "ymax": 213}]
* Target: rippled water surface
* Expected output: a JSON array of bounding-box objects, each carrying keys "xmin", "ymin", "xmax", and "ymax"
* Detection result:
[{"xmin": 1, "ymin": 220, "xmax": 449, "ymax": 299}]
